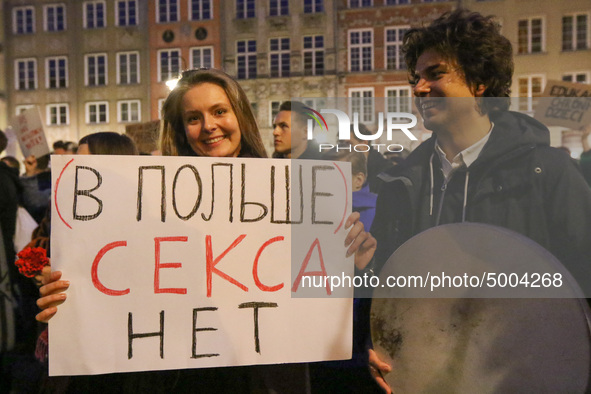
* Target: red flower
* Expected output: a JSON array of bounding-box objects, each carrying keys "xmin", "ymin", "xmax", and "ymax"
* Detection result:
[{"xmin": 15, "ymin": 247, "xmax": 49, "ymax": 278}]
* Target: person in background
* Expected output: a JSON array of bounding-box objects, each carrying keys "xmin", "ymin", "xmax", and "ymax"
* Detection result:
[
  {"xmin": 20, "ymin": 154, "xmax": 51, "ymax": 224},
  {"xmin": 37, "ymin": 69, "xmax": 375, "ymax": 393},
  {"xmin": 272, "ymin": 100, "xmax": 323, "ymax": 160},
  {"xmin": 77, "ymin": 132, "xmax": 139, "ymax": 156},
  {"xmin": 52, "ymin": 140, "xmax": 77, "ymax": 155},
  {"xmin": 1, "ymin": 156, "xmax": 21, "ymax": 174}
]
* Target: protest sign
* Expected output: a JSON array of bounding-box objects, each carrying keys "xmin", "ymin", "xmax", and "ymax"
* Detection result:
[
  {"xmin": 125, "ymin": 120, "xmax": 160, "ymax": 154},
  {"xmin": 534, "ymin": 80, "xmax": 591, "ymax": 129},
  {"xmin": 50, "ymin": 155, "xmax": 353, "ymax": 376},
  {"xmin": 10, "ymin": 107, "xmax": 50, "ymax": 158}
]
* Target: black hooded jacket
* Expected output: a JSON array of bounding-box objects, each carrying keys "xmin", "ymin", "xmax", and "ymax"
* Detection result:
[
  {"xmin": 371, "ymin": 111, "xmax": 591, "ymax": 292},
  {"xmin": 0, "ymin": 161, "xmax": 21, "ymax": 266}
]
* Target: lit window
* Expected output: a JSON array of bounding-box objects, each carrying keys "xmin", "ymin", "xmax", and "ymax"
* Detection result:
[
  {"xmin": 158, "ymin": 49, "xmax": 181, "ymax": 82},
  {"xmin": 518, "ymin": 75, "xmax": 545, "ymax": 113}
]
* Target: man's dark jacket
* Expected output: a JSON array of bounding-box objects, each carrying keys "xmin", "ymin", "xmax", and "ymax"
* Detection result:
[{"xmin": 371, "ymin": 111, "xmax": 591, "ymax": 292}]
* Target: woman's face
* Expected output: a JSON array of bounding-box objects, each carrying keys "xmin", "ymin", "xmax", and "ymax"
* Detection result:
[{"xmin": 182, "ymin": 83, "xmax": 242, "ymax": 157}]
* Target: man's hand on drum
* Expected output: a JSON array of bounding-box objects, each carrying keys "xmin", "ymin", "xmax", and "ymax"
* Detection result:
[
  {"xmin": 36, "ymin": 265, "xmax": 69, "ymax": 323},
  {"xmin": 369, "ymin": 349, "xmax": 392, "ymax": 393},
  {"xmin": 344, "ymin": 212, "xmax": 377, "ymax": 270}
]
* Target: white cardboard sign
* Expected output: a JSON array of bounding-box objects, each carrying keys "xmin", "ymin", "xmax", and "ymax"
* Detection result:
[
  {"xmin": 534, "ymin": 80, "xmax": 591, "ymax": 129},
  {"xmin": 10, "ymin": 107, "xmax": 50, "ymax": 158},
  {"xmin": 49, "ymin": 155, "xmax": 353, "ymax": 376}
]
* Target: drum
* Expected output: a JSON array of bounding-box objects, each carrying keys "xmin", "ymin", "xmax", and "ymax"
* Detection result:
[{"xmin": 371, "ymin": 223, "xmax": 591, "ymax": 393}]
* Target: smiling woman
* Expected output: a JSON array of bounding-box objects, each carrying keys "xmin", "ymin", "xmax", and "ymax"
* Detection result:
[{"xmin": 160, "ymin": 69, "xmax": 268, "ymax": 159}]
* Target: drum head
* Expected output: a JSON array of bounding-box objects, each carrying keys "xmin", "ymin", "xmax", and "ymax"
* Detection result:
[{"xmin": 371, "ymin": 223, "xmax": 591, "ymax": 393}]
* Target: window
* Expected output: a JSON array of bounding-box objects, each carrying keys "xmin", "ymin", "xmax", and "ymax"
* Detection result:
[
  {"xmin": 16, "ymin": 105, "xmax": 35, "ymax": 115},
  {"xmin": 44, "ymin": 4, "xmax": 66, "ymax": 32},
  {"xmin": 85, "ymin": 54, "xmax": 107, "ymax": 86},
  {"xmin": 190, "ymin": 47, "xmax": 214, "ymax": 69},
  {"xmin": 303, "ymin": 35, "xmax": 324, "ymax": 76},
  {"xmin": 518, "ymin": 17, "xmax": 544, "ymax": 54},
  {"xmin": 117, "ymin": 0, "xmax": 137, "ymax": 26},
  {"xmin": 386, "ymin": 87, "xmax": 412, "ymax": 114},
  {"xmin": 118, "ymin": 100, "xmax": 141, "ymax": 123},
  {"xmin": 47, "ymin": 103, "xmax": 69, "ymax": 126},
  {"xmin": 563, "ymin": 72, "xmax": 590, "ymax": 84},
  {"xmin": 269, "ymin": 38, "xmax": 290, "ymax": 78},
  {"xmin": 236, "ymin": 0, "xmax": 255, "ymax": 19},
  {"xmin": 269, "ymin": 101, "xmax": 281, "ymax": 126},
  {"xmin": 46, "ymin": 57, "xmax": 68, "ymax": 89},
  {"xmin": 86, "ymin": 102, "xmax": 109, "ymax": 124},
  {"xmin": 13, "ymin": 6, "xmax": 35, "ymax": 34},
  {"xmin": 422, "ymin": 0, "xmax": 447, "ymax": 2},
  {"xmin": 84, "ymin": 1, "xmax": 106, "ymax": 29},
  {"xmin": 117, "ymin": 52, "xmax": 139, "ymax": 84},
  {"xmin": 190, "ymin": 0, "xmax": 212, "ymax": 20},
  {"xmin": 304, "ymin": 0, "xmax": 323, "ymax": 13},
  {"xmin": 157, "ymin": 0, "xmax": 179, "ymax": 23},
  {"xmin": 386, "ymin": 0, "xmax": 409, "ymax": 4},
  {"xmin": 349, "ymin": 0, "xmax": 372, "ymax": 7},
  {"xmin": 385, "ymin": 26, "xmax": 408, "ymax": 70},
  {"xmin": 237, "ymin": 40, "xmax": 257, "ymax": 79},
  {"xmin": 350, "ymin": 88, "xmax": 374, "ymax": 123},
  {"xmin": 517, "ymin": 75, "xmax": 545, "ymax": 113},
  {"xmin": 15, "ymin": 59, "xmax": 37, "ymax": 90},
  {"xmin": 349, "ymin": 29, "xmax": 373, "ymax": 72},
  {"xmin": 158, "ymin": 49, "xmax": 181, "ymax": 82},
  {"xmin": 562, "ymin": 13, "xmax": 589, "ymax": 51},
  {"xmin": 269, "ymin": 0, "xmax": 288, "ymax": 16}
]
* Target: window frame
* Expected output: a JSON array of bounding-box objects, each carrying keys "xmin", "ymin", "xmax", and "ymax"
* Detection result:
[
  {"xmin": 45, "ymin": 56, "xmax": 69, "ymax": 89},
  {"xmin": 269, "ymin": 37, "xmax": 290, "ymax": 78},
  {"xmin": 385, "ymin": 25, "xmax": 409, "ymax": 71},
  {"xmin": 85, "ymin": 53, "xmax": 108, "ymax": 87},
  {"xmin": 269, "ymin": 0, "xmax": 288, "ymax": 17},
  {"xmin": 44, "ymin": 3, "xmax": 66, "ymax": 32},
  {"xmin": 116, "ymin": 0, "xmax": 138, "ymax": 26},
  {"xmin": 348, "ymin": 28, "xmax": 374, "ymax": 72},
  {"xmin": 158, "ymin": 48, "xmax": 181, "ymax": 82},
  {"xmin": 83, "ymin": 0, "xmax": 107, "ymax": 29},
  {"xmin": 236, "ymin": 0, "xmax": 255, "ymax": 19},
  {"xmin": 517, "ymin": 74, "xmax": 546, "ymax": 114},
  {"xmin": 46, "ymin": 103, "xmax": 70, "ymax": 126},
  {"xmin": 117, "ymin": 100, "xmax": 141, "ymax": 123},
  {"xmin": 189, "ymin": 0, "xmax": 213, "ymax": 20},
  {"xmin": 562, "ymin": 12, "xmax": 590, "ymax": 51},
  {"xmin": 15, "ymin": 58, "xmax": 38, "ymax": 91},
  {"xmin": 303, "ymin": 0, "xmax": 323, "ymax": 13},
  {"xmin": 517, "ymin": 16, "xmax": 545, "ymax": 54},
  {"xmin": 117, "ymin": 51, "xmax": 140, "ymax": 85},
  {"xmin": 236, "ymin": 40, "xmax": 257, "ymax": 80},
  {"xmin": 349, "ymin": 87, "xmax": 375, "ymax": 124},
  {"xmin": 303, "ymin": 35, "xmax": 324, "ymax": 76},
  {"xmin": 86, "ymin": 101, "xmax": 109, "ymax": 124},
  {"xmin": 13, "ymin": 6, "xmax": 35, "ymax": 34},
  {"xmin": 190, "ymin": 46, "xmax": 214, "ymax": 69},
  {"xmin": 156, "ymin": 0, "xmax": 180, "ymax": 23}
]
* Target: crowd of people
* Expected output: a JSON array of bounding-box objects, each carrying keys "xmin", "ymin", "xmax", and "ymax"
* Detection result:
[{"xmin": 1, "ymin": 7, "xmax": 591, "ymax": 393}]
